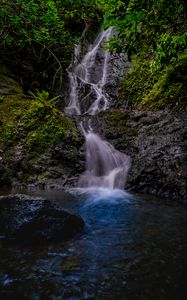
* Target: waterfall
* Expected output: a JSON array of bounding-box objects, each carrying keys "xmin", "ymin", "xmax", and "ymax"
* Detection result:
[
  {"xmin": 65, "ymin": 28, "xmax": 113, "ymax": 115},
  {"xmin": 65, "ymin": 27, "xmax": 131, "ymax": 189}
]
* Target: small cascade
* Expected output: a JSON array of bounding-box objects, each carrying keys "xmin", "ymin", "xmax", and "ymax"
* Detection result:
[
  {"xmin": 65, "ymin": 27, "xmax": 113, "ymax": 115},
  {"xmin": 79, "ymin": 131, "xmax": 130, "ymax": 189},
  {"xmin": 65, "ymin": 27, "xmax": 131, "ymax": 190}
]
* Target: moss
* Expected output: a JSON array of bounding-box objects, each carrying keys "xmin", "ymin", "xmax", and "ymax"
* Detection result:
[
  {"xmin": 100, "ymin": 109, "xmax": 129, "ymax": 124},
  {"xmin": 23, "ymin": 111, "xmax": 78, "ymax": 152},
  {"xmin": 0, "ymin": 74, "xmax": 79, "ymax": 153},
  {"xmin": 99, "ymin": 109, "xmax": 130, "ymax": 135},
  {"xmin": 141, "ymin": 62, "xmax": 187, "ymax": 109},
  {"xmin": 118, "ymin": 51, "xmax": 187, "ymax": 111},
  {"xmin": 0, "ymin": 73, "xmax": 23, "ymax": 96},
  {"xmin": 0, "ymin": 72, "xmax": 27, "ymax": 126},
  {"xmin": 119, "ymin": 54, "xmax": 156, "ymax": 108},
  {"xmin": 0, "ymin": 73, "xmax": 30, "ymax": 147}
]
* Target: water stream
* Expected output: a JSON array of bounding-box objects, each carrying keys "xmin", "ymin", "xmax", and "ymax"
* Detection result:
[
  {"xmin": 65, "ymin": 28, "xmax": 113, "ymax": 116},
  {"xmin": 65, "ymin": 28, "xmax": 130, "ymax": 190}
]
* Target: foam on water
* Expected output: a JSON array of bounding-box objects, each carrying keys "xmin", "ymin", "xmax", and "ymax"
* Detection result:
[{"xmin": 67, "ymin": 187, "xmax": 132, "ymax": 206}]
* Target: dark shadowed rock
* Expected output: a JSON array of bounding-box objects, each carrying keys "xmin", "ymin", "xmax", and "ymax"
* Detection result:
[
  {"xmin": 96, "ymin": 109, "xmax": 187, "ymax": 203},
  {"xmin": 0, "ymin": 194, "xmax": 84, "ymax": 244}
]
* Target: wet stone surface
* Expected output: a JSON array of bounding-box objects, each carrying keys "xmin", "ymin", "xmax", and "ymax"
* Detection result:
[{"xmin": 0, "ymin": 194, "xmax": 84, "ymax": 244}]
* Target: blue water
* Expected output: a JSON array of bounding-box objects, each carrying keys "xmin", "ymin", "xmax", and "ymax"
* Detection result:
[{"xmin": 0, "ymin": 188, "xmax": 187, "ymax": 300}]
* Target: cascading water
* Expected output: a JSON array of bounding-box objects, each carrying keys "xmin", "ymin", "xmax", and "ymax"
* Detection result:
[
  {"xmin": 65, "ymin": 27, "xmax": 131, "ymax": 189},
  {"xmin": 65, "ymin": 28, "xmax": 113, "ymax": 116},
  {"xmin": 78, "ymin": 132, "xmax": 130, "ymax": 189}
]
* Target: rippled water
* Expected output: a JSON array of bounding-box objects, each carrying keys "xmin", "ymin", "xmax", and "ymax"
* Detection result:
[{"xmin": 0, "ymin": 189, "xmax": 187, "ymax": 300}]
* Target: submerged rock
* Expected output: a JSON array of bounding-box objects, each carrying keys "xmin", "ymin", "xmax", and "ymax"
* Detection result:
[{"xmin": 0, "ymin": 194, "xmax": 84, "ymax": 244}]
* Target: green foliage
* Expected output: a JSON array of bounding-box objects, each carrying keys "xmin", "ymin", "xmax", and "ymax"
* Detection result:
[
  {"xmin": 21, "ymin": 92, "xmax": 77, "ymax": 151},
  {"xmin": 151, "ymin": 33, "xmax": 187, "ymax": 72},
  {"xmin": 100, "ymin": 0, "xmax": 186, "ymax": 56},
  {"xmin": 142, "ymin": 63, "xmax": 187, "ymax": 109},
  {"xmin": 142, "ymin": 66, "xmax": 176, "ymax": 107},
  {"xmin": 25, "ymin": 115, "xmax": 65, "ymax": 150},
  {"xmin": 28, "ymin": 89, "xmax": 59, "ymax": 104},
  {"xmin": 0, "ymin": 0, "xmax": 68, "ymax": 88},
  {"xmin": 119, "ymin": 51, "xmax": 187, "ymax": 110},
  {"xmin": 175, "ymin": 159, "xmax": 180, "ymax": 171},
  {"xmin": 119, "ymin": 55, "xmax": 156, "ymax": 107},
  {"xmin": 101, "ymin": 0, "xmax": 187, "ymax": 109},
  {"xmin": 0, "ymin": 87, "xmax": 79, "ymax": 152},
  {"xmin": 0, "ymin": 0, "xmax": 101, "ymax": 50},
  {"xmin": 61, "ymin": 0, "xmax": 102, "ymax": 25},
  {"xmin": 0, "ymin": 0, "xmax": 102, "ymax": 89},
  {"xmin": 1, "ymin": 121, "xmax": 15, "ymax": 142},
  {"xmin": 1, "ymin": 0, "xmax": 64, "ymax": 46}
]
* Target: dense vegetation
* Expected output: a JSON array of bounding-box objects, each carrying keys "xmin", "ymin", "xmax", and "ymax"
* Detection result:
[
  {"xmin": 0, "ymin": 0, "xmax": 186, "ymax": 154},
  {"xmin": 0, "ymin": 0, "xmax": 100, "ymax": 152},
  {"xmin": 1, "ymin": 0, "xmax": 186, "ymax": 98},
  {"xmin": 0, "ymin": 0, "xmax": 101, "ymax": 90},
  {"xmin": 98, "ymin": 0, "xmax": 187, "ymax": 109}
]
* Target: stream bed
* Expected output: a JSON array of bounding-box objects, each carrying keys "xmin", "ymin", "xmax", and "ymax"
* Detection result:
[{"xmin": 0, "ymin": 188, "xmax": 187, "ymax": 300}]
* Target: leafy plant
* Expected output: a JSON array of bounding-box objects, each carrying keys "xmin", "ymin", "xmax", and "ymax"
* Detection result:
[
  {"xmin": 0, "ymin": 0, "xmax": 101, "ymax": 89},
  {"xmin": 151, "ymin": 33, "xmax": 187, "ymax": 72},
  {"xmin": 28, "ymin": 89, "xmax": 59, "ymax": 104}
]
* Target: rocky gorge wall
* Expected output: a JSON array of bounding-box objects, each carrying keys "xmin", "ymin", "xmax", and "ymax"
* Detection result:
[
  {"xmin": 0, "ymin": 40, "xmax": 186, "ymax": 203},
  {"xmin": 1, "ymin": 96, "xmax": 186, "ymax": 203},
  {"xmin": 0, "ymin": 71, "xmax": 84, "ymax": 189},
  {"xmin": 97, "ymin": 109, "xmax": 187, "ymax": 203}
]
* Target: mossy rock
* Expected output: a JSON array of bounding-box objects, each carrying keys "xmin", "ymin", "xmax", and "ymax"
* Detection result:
[
  {"xmin": 0, "ymin": 72, "xmax": 80, "ymax": 153},
  {"xmin": 142, "ymin": 63, "xmax": 187, "ymax": 110},
  {"xmin": 118, "ymin": 54, "xmax": 156, "ymax": 108},
  {"xmin": 100, "ymin": 109, "xmax": 129, "ymax": 125},
  {"xmin": 118, "ymin": 52, "xmax": 187, "ymax": 111},
  {"xmin": 0, "ymin": 73, "xmax": 23, "ymax": 96},
  {"xmin": 99, "ymin": 109, "xmax": 130, "ymax": 135}
]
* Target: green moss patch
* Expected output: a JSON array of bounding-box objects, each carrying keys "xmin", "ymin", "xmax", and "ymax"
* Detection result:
[
  {"xmin": 0, "ymin": 77, "xmax": 79, "ymax": 153},
  {"xmin": 142, "ymin": 62, "xmax": 187, "ymax": 109},
  {"xmin": 118, "ymin": 53, "xmax": 187, "ymax": 111},
  {"xmin": 119, "ymin": 55, "xmax": 156, "ymax": 108}
]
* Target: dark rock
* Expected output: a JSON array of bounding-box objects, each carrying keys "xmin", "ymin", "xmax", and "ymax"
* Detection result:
[
  {"xmin": 0, "ymin": 194, "xmax": 84, "ymax": 244},
  {"xmin": 98, "ymin": 109, "xmax": 187, "ymax": 203},
  {"xmin": 15, "ymin": 208, "xmax": 84, "ymax": 244},
  {"xmin": 0, "ymin": 135, "xmax": 83, "ymax": 188}
]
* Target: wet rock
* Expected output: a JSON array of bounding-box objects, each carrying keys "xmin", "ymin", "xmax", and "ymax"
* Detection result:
[
  {"xmin": 1, "ymin": 136, "xmax": 83, "ymax": 188},
  {"xmin": 98, "ymin": 109, "xmax": 187, "ymax": 203},
  {"xmin": 0, "ymin": 194, "xmax": 84, "ymax": 244}
]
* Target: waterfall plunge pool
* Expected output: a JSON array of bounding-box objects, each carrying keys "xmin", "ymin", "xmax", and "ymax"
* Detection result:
[{"xmin": 0, "ymin": 188, "xmax": 187, "ymax": 300}]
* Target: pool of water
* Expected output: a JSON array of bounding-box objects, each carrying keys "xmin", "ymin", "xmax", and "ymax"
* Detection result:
[{"xmin": 0, "ymin": 188, "xmax": 187, "ymax": 300}]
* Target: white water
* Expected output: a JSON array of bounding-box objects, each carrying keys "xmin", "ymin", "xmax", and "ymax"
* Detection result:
[
  {"xmin": 65, "ymin": 28, "xmax": 113, "ymax": 115},
  {"xmin": 79, "ymin": 132, "xmax": 130, "ymax": 189},
  {"xmin": 65, "ymin": 28, "xmax": 131, "ymax": 190}
]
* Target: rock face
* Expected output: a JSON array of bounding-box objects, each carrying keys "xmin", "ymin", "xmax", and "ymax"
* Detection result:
[
  {"xmin": 97, "ymin": 109, "xmax": 187, "ymax": 203},
  {"xmin": 1, "ymin": 108, "xmax": 186, "ymax": 203},
  {"xmin": 0, "ymin": 194, "xmax": 84, "ymax": 244},
  {"xmin": 0, "ymin": 68, "xmax": 84, "ymax": 189},
  {"xmin": 0, "ymin": 65, "xmax": 186, "ymax": 203},
  {"xmin": 0, "ymin": 127, "xmax": 84, "ymax": 189}
]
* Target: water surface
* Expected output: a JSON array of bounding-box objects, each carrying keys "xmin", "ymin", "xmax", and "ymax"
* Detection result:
[{"xmin": 0, "ymin": 189, "xmax": 187, "ymax": 300}]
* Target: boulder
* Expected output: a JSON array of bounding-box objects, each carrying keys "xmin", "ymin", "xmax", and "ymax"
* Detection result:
[{"xmin": 0, "ymin": 194, "xmax": 84, "ymax": 244}]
